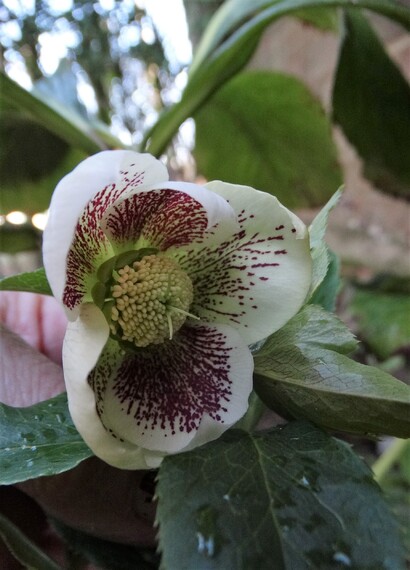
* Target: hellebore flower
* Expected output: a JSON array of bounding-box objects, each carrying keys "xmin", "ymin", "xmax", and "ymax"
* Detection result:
[{"xmin": 43, "ymin": 150, "xmax": 312, "ymax": 469}]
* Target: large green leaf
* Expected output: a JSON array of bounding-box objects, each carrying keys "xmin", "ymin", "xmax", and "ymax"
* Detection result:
[
  {"xmin": 0, "ymin": 393, "xmax": 92, "ymax": 485},
  {"xmin": 332, "ymin": 10, "xmax": 410, "ymax": 197},
  {"xmin": 144, "ymin": 0, "xmax": 410, "ymax": 157},
  {"xmin": 157, "ymin": 422, "xmax": 405, "ymax": 570},
  {"xmin": 351, "ymin": 289, "xmax": 410, "ymax": 359},
  {"xmin": 194, "ymin": 71, "xmax": 341, "ymax": 208},
  {"xmin": 0, "ymin": 73, "xmax": 119, "ymax": 156},
  {"xmin": 254, "ymin": 305, "xmax": 410, "ymax": 437},
  {"xmin": 0, "ymin": 268, "xmax": 52, "ymax": 296}
]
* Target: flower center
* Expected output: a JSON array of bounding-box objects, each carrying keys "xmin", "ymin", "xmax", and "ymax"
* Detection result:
[{"xmin": 108, "ymin": 255, "xmax": 194, "ymax": 348}]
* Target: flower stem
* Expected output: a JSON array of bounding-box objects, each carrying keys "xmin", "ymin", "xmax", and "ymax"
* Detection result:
[{"xmin": 372, "ymin": 438, "xmax": 409, "ymax": 485}]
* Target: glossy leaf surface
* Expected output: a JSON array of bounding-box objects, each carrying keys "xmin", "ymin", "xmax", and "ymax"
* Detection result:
[
  {"xmin": 0, "ymin": 393, "xmax": 92, "ymax": 485},
  {"xmin": 0, "ymin": 268, "xmax": 52, "ymax": 296},
  {"xmin": 194, "ymin": 72, "xmax": 341, "ymax": 208},
  {"xmin": 254, "ymin": 305, "xmax": 410, "ymax": 437},
  {"xmin": 157, "ymin": 422, "xmax": 405, "ymax": 569}
]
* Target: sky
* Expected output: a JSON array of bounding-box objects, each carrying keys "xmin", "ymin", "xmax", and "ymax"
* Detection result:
[
  {"xmin": 2, "ymin": 0, "xmax": 192, "ymax": 81},
  {"xmin": 142, "ymin": 0, "xmax": 192, "ymax": 68}
]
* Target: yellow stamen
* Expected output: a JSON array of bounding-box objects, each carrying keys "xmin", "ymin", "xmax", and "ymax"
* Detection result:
[
  {"xmin": 169, "ymin": 305, "xmax": 200, "ymax": 320},
  {"xmin": 109, "ymin": 255, "xmax": 194, "ymax": 347}
]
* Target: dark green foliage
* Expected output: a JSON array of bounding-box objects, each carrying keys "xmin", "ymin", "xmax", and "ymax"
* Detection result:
[
  {"xmin": 0, "ymin": 393, "xmax": 92, "ymax": 485},
  {"xmin": 254, "ymin": 305, "xmax": 410, "ymax": 437},
  {"xmin": 0, "ymin": 268, "xmax": 52, "ymax": 295},
  {"xmin": 157, "ymin": 422, "xmax": 405, "ymax": 569},
  {"xmin": 333, "ymin": 10, "xmax": 410, "ymax": 197},
  {"xmin": 195, "ymin": 71, "xmax": 342, "ymax": 208}
]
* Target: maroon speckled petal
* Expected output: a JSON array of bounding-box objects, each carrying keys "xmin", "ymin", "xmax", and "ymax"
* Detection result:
[
  {"xmin": 100, "ymin": 181, "xmax": 236, "ymax": 252},
  {"xmin": 88, "ymin": 323, "xmax": 253, "ymax": 454},
  {"xmin": 63, "ymin": 164, "xmax": 157, "ymax": 309},
  {"xmin": 173, "ymin": 182, "xmax": 312, "ymax": 344},
  {"xmin": 101, "ymin": 189, "xmax": 207, "ymax": 251},
  {"xmin": 43, "ymin": 150, "xmax": 168, "ymax": 310}
]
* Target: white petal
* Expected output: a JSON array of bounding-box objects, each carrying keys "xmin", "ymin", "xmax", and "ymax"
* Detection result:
[
  {"xmin": 43, "ymin": 151, "xmax": 168, "ymax": 310},
  {"xmin": 150, "ymin": 181, "xmax": 237, "ymax": 233},
  {"xmin": 182, "ymin": 181, "xmax": 313, "ymax": 344},
  {"xmin": 100, "ymin": 181, "xmax": 238, "ymax": 252},
  {"xmin": 142, "ymin": 450, "xmax": 166, "ymax": 469},
  {"xmin": 63, "ymin": 303, "xmax": 149, "ymax": 469},
  {"xmin": 97, "ymin": 323, "xmax": 253, "ymax": 455}
]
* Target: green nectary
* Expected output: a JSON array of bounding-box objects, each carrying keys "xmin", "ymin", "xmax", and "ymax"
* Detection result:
[{"xmin": 92, "ymin": 250, "xmax": 195, "ymax": 349}]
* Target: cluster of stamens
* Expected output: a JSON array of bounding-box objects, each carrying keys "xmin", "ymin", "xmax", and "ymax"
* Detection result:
[{"xmin": 109, "ymin": 255, "xmax": 194, "ymax": 347}]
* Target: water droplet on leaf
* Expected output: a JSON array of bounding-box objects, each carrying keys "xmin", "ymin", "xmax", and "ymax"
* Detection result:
[
  {"xmin": 196, "ymin": 532, "xmax": 215, "ymax": 558},
  {"xmin": 196, "ymin": 506, "xmax": 218, "ymax": 558},
  {"xmin": 333, "ymin": 552, "xmax": 352, "ymax": 566}
]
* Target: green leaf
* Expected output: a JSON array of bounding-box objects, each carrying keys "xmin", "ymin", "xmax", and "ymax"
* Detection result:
[
  {"xmin": 194, "ymin": 71, "xmax": 342, "ymax": 208},
  {"xmin": 0, "ymin": 72, "xmax": 109, "ymax": 156},
  {"xmin": 308, "ymin": 188, "xmax": 342, "ymax": 297},
  {"xmin": 190, "ymin": 0, "xmax": 408, "ymax": 76},
  {"xmin": 157, "ymin": 422, "xmax": 405, "ymax": 570},
  {"xmin": 350, "ymin": 289, "xmax": 410, "ymax": 359},
  {"xmin": 309, "ymin": 248, "xmax": 340, "ymax": 311},
  {"xmin": 254, "ymin": 305, "xmax": 410, "ymax": 437},
  {"xmin": 0, "ymin": 268, "xmax": 52, "ymax": 296},
  {"xmin": 191, "ymin": 0, "xmax": 340, "ymax": 75},
  {"xmin": 332, "ymin": 10, "xmax": 410, "ymax": 197},
  {"xmin": 0, "ymin": 393, "xmax": 93, "ymax": 485},
  {"xmin": 144, "ymin": 0, "xmax": 410, "ymax": 157},
  {"xmin": 294, "ymin": 6, "xmax": 339, "ymax": 30},
  {"xmin": 0, "ymin": 513, "xmax": 60, "ymax": 570}
]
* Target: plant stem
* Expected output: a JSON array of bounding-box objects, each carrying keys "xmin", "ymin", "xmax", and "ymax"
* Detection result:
[{"xmin": 372, "ymin": 438, "xmax": 409, "ymax": 485}]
